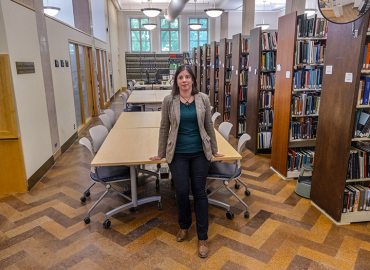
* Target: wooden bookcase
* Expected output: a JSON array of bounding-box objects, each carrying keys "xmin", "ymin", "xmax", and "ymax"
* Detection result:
[
  {"xmin": 202, "ymin": 44, "xmax": 209, "ymax": 94},
  {"xmin": 192, "ymin": 47, "xmax": 197, "ymax": 75},
  {"xmin": 209, "ymin": 41, "xmax": 219, "ymax": 112},
  {"xmin": 311, "ymin": 13, "xmax": 370, "ymax": 224},
  {"xmin": 218, "ymin": 38, "xmax": 227, "ymax": 124},
  {"xmin": 271, "ymin": 12, "xmax": 326, "ymax": 178},
  {"xmin": 246, "ymin": 28, "xmax": 277, "ymax": 154},
  {"xmin": 197, "ymin": 46, "xmax": 202, "ymax": 92}
]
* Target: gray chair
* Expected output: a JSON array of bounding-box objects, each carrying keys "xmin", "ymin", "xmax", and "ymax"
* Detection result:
[
  {"xmin": 120, "ymin": 92, "xmax": 142, "ymax": 112},
  {"xmin": 205, "ymin": 133, "xmax": 251, "ymax": 219},
  {"xmin": 79, "ymin": 126, "xmax": 132, "ymax": 229},
  {"xmin": 211, "ymin": 112, "xmax": 221, "ymax": 128},
  {"xmin": 218, "ymin": 121, "xmax": 233, "ymax": 142},
  {"xmin": 104, "ymin": 109, "xmax": 116, "ymax": 126},
  {"xmin": 99, "ymin": 114, "xmax": 113, "ymax": 131}
]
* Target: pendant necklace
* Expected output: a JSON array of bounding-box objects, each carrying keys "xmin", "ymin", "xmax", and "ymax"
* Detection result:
[{"xmin": 180, "ymin": 95, "xmax": 192, "ymax": 106}]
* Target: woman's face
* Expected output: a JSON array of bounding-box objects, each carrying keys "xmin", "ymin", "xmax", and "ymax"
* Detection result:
[{"xmin": 177, "ymin": 70, "xmax": 193, "ymax": 92}]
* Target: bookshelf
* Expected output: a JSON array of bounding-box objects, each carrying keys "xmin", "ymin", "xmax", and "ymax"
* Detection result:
[
  {"xmin": 209, "ymin": 41, "xmax": 219, "ymax": 112},
  {"xmin": 246, "ymin": 28, "xmax": 277, "ymax": 154},
  {"xmin": 271, "ymin": 12, "xmax": 326, "ymax": 178},
  {"xmin": 311, "ymin": 13, "xmax": 370, "ymax": 224},
  {"xmin": 224, "ymin": 39, "xmax": 232, "ymax": 122},
  {"xmin": 202, "ymin": 44, "xmax": 209, "ymax": 94},
  {"xmin": 169, "ymin": 54, "xmax": 183, "ymax": 78},
  {"xmin": 218, "ymin": 38, "xmax": 227, "ymax": 124},
  {"xmin": 192, "ymin": 47, "xmax": 197, "ymax": 75},
  {"xmin": 197, "ymin": 46, "xmax": 202, "ymax": 92},
  {"xmin": 183, "ymin": 51, "xmax": 193, "ymax": 66}
]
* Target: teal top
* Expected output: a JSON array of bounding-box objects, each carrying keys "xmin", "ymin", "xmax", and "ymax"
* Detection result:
[{"xmin": 174, "ymin": 100, "xmax": 203, "ymax": 153}]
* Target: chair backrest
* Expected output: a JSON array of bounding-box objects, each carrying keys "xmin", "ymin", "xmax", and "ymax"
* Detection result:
[
  {"xmin": 79, "ymin": 137, "xmax": 94, "ymax": 157},
  {"xmin": 89, "ymin": 125, "xmax": 109, "ymax": 153},
  {"xmin": 99, "ymin": 114, "xmax": 113, "ymax": 131},
  {"xmin": 211, "ymin": 112, "xmax": 221, "ymax": 127},
  {"xmin": 218, "ymin": 122, "xmax": 233, "ymax": 142},
  {"xmin": 128, "ymin": 81, "xmax": 133, "ymax": 91},
  {"xmin": 104, "ymin": 109, "xmax": 116, "ymax": 126},
  {"xmin": 126, "ymin": 89, "xmax": 132, "ymax": 96},
  {"xmin": 210, "ymin": 106, "xmax": 213, "ymax": 112},
  {"xmin": 236, "ymin": 133, "xmax": 251, "ymax": 168},
  {"xmin": 120, "ymin": 92, "xmax": 128, "ymax": 111}
]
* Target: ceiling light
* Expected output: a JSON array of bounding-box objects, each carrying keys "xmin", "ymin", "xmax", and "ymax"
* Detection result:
[
  {"xmin": 44, "ymin": 6, "xmax": 60, "ymax": 16},
  {"xmin": 141, "ymin": 8, "xmax": 162, "ymax": 17},
  {"xmin": 256, "ymin": 23, "xmax": 270, "ymax": 30},
  {"xmin": 205, "ymin": 0, "xmax": 224, "ymax": 18},
  {"xmin": 142, "ymin": 23, "xmax": 157, "ymax": 30},
  {"xmin": 189, "ymin": 0, "xmax": 203, "ymax": 30},
  {"xmin": 305, "ymin": 8, "xmax": 317, "ymax": 16}
]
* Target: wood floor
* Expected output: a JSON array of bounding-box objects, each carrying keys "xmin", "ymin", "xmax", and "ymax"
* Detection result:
[{"xmin": 1, "ymin": 97, "xmax": 370, "ymax": 269}]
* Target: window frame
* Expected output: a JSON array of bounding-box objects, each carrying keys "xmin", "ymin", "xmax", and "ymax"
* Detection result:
[
  {"xmin": 188, "ymin": 17, "xmax": 209, "ymax": 50},
  {"xmin": 129, "ymin": 17, "xmax": 152, "ymax": 52},
  {"xmin": 160, "ymin": 17, "xmax": 180, "ymax": 52}
]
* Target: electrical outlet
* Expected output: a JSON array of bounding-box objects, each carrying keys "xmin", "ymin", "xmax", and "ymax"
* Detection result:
[
  {"xmin": 74, "ymin": 124, "xmax": 76, "ymax": 130},
  {"xmin": 54, "ymin": 143, "xmax": 57, "ymax": 147}
]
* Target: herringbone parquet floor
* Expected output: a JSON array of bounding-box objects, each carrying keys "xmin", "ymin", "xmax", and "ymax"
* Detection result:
[{"xmin": 1, "ymin": 98, "xmax": 370, "ymax": 270}]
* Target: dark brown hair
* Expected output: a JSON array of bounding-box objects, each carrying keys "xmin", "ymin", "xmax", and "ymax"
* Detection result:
[{"xmin": 171, "ymin": 65, "xmax": 199, "ymax": 96}]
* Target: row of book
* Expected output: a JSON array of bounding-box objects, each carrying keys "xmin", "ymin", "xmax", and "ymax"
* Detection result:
[
  {"xmin": 294, "ymin": 68, "xmax": 323, "ymax": 89},
  {"xmin": 259, "ymin": 109, "xmax": 273, "ymax": 129},
  {"xmin": 224, "ymin": 111, "xmax": 230, "ymax": 122},
  {"xmin": 226, "ymin": 42, "xmax": 232, "ymax": 55},
  {"xmin": 354, "ymin": 109, "xmax": 370, "ymax": 138},
  {"xmin": 261, "ymin": 32, "xmax": 278, "ymax": 51},
  {"xmin": 288, "ymin": 148, "xmax": 315, "ymax": 172},
  {"xmin": 239, "ymin": 122, "xmax": 246, "ymax": 134},
  {"xmin": 361, "ymin": 44, "xmax": 370, "ymax": 70},
  {"xmin": 225, "ymin": 95, "xmax": 231, "ymax": 108},
  {"xmin": 239, "ymin": 102, "xmax": 247, "ymax": 116},
  {"xmin": 242, "ymin": 38, "xmax": 249, "ymax": 53},
  {"xmin": 183, "ymin": 52, "xmax": 192, "ymax": 58},
  {"xmin": 343, "ymin": 184, "xmax": 370, "ymax": 213},
  {"xmin": 215, "ymin": 79, "xmax": 219, "ymax": 92},
  {"xmin": 295, "ymin": 41, "xmax": 325, "ymax": 65},
  {"xmin": 226, "ymin": 70, "xmax": 231, "ymax": 81},
  {"xmin": 261, "ymin": 73, "xmax": 275, "ymax": 90},
  {"xmin": 225, "ymin": 82, "xmax": 231, "ymax": 95},
  {"xmin": 290, "ymin": 118, "xmax": 318, "ymax": 140},
  {"xmin": 347, "ymin": 143, "xmax": 370, "ymax": 179},
  {"xmin": 241, "ymin": 55, "xmax": 249, "ymax": 69},
  {"xmin": 291, "ymin": 93, "xmax": 321, "ymax": 116},
  {"xmin": 297, "ymin": 14, "xmax": 328, "ymax": 38},
  {"xmin": 260, "ymin": 91, "xmax": 274, "ymax": 109},
  {"xmin": 258, "ymin": 132, "xmax": 272, "ymax": 149},
  {"xmin": 239, "ymin": 86, "xmax": 247, "ymax": 101},
  {"xmin": 240, "ymin": 70, "xmax": 248, "ymax": 86},
  {"xmin": 215, "ymin": 56, "xmax": 219, "ymax": 68},
  {"xmin": 226, "ymin": 57, "xmax": 232, "ymax": 69},
  {"xmin": 262, "ymin": 52, "xmax": 276, "ymax": 71},
  {"xmin": 357, "ymin": 77, "xmax": 370, "ymax": 105}
]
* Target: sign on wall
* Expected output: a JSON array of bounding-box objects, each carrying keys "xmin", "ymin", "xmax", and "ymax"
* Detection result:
[{"xmin": 15, "ymin": 62, "xmax": 35, "ymax": 74}]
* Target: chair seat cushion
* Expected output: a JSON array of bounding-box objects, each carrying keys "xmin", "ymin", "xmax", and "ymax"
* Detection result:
[
  {"xmin": 90, "ymin": 166, "xmax": 131, "ymax": 182},
  {"xmin": 208, "ymin": 162, "xmax": 241, "ymax": 179}
]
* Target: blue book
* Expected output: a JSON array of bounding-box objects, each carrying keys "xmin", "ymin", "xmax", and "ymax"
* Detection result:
[
  {"xmin": 363, "ymin": 77, "xmax": 370, "ymax": 105},
  {"xmin": 306, "ymin": 43, "xmax": 309, "ymax": 63},
  {"xmin": 363, "ymin": 45, "xmax": 368, "ymax": 69}
]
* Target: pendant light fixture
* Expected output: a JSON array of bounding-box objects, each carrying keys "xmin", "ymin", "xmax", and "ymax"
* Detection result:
[
  {"xmin": 141, "ymin": 0, "xmax": 162, "ymax": 17},
  {"xmin": 204, "ymin": 0, "xmax": 224, "ymax": 18},
  {"xmin": 256, "ymin": 0, "xmax": 270, "ymax": 30},
  {"xmin": 44, "ymin": 0, "xmax": 60, "ymax": 16},
  {"xmin": 143, "ymin": 17, "xmax": 157, "ymax": 30},
  {"xmin": 189, "ymin": 0, "xmax": 202, "ymax": 30}
]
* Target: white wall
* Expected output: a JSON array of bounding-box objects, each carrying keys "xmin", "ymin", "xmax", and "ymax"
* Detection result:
[
  {"xmin": 92, "ymin": 0, "xmax": 107, "ymax": 42},
  {"xmin": 108, "ymin": 0, "xmax": 121, "ymax": 94},
  {"xmin": 228, "ymin": 11, "xmax": 242, "ymax": 39},
  {"xmin": 2, "ymin": 0, "xmax": 53, "ymax": 179},
  {"xmin": 255, "ymin": 11, "xmax": 280, "ymax": 30},
  {"xmin": 0, "ymin": 1, "xmax": 9, "ymax": 54},
  {"xmin": 43, "ymin": 0, "xmax": 75, "ymax": 27}
]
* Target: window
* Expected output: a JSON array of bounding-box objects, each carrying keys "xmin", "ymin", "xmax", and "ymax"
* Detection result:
[
  {"xmin": 189, "ymin": 18, "xmax": 208, "ymax": 50},
  {"xmin": 160, "ymin": 18, "xmax": 179, "ymax": 52},
  {"xmin": 130, "ymin": 18, "xmax": 151, "ymax": 52}
]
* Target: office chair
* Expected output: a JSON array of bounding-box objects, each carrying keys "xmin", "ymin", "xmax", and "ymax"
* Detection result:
[
  {"xmin": 218, "ymin": 122, "xmax": 233, "ymax": 142},
  {"xmin": 120, "ymin": 92, "xmax": 142, "ymax": 112},
  {"xmin": 206, "ymin": 133, "xmax": 251, "ymax": 220},
  {"xmin": 211, "ymin": 112, "xmax": 221, "ymax": 128},
  {"xmin": 210, "ymin": 106, "xmax": 214, "ymax": 112},
  {"xmin": 79, "ymin": 130, "xmax": 132, "ymax": 229},
  {"xmin": 126, "ymin": 89, "xmax": 132, "ymax": 96},
  {"xmin": 104, "ymin": 109, "xmax": 116, "ymax": 126},
  {"xmin": 99, "ymin": 114, "xmax": 113, "ymax": 131}
]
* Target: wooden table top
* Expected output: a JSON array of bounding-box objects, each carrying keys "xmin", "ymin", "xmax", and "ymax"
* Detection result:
[
  {"xmin": 134, "ymin": 84, "xmax": 171, "ymax": 89},
  {"xmin": 155, "ymin": 90, "xmax": 171, "ymax": 101},
  {"xmin": 91, "ymin": 128, "xmax": 241, "ymax": 167},
  {"xmin": 127, "ymin": 90, "xmax": 171, "ymax": 104},
  {"xmin": 114, "ymin": 111, "xmax": 162, "ymax": 129}
]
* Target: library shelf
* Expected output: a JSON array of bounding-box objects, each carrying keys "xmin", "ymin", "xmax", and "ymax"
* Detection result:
[
  {"xmin": 361, "ymin": 70, "xmax": 370, "ymax": 73},
  {"xmin": 296, "ymin": 37, "xmax": 327, "ymax": 40},
  {"xmin": 351, "ymin": 137, "xmax": 370, "ymax": 141},
  {"xmin": 293, "ymin": 88, "xmax": 321, "ymax": 92},
  {"xmin": 345, "ymin": 178, "xmax": 370, "ymax": 182},
  {"xmin": 209, "ymin": 41, "xmax": 219, "ymax": 113},
  {"xmin": 356, "ymin": 105, "xmax": 370, "ymax": 108},
  {"xmin": 294, "ymin": 64, "xmax": 324, "ymax": 68},
  {"xmin": 291, "ymin": 114, "xmax": 319, "ymax": 117}
]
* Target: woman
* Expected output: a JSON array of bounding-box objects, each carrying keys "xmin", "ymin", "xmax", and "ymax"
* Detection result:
[{"xmin": 150, "ymin": 65, "xmax": 224, "ymax": 258}]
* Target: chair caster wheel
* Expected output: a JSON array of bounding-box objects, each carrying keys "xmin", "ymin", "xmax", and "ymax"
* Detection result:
[
  {"xmin": 156, "ymin": 179, "xmax": 159, "ymax": 189},
  {"xmin": 85, "ymin": 191, "xmax": 90, "ymax": 197},
  {"xmin": 235, "ymin": 183, "xmax": 240, "ymax": 189},
  {"xmin": 130, "ymin": 207, "xmax": 135, "ymax": 212},
  {"xmin": 244, "ymin": 211, "xmax": 250, "ymax": 218},
  {"xmin": 245, "ymin": 190, "xmax": 251, "ymax": 196},
  {"xmin": 103, "ymin": 219, "xmax": 111, "ymax": 229},
  {"xmin": 226, "ymin": 211, "xmax": 234, "ymax": 220},
  {"xmin": 123, "ymin": 190, "xmax": 131, "ymax": 196},
  {"xmin": 206, "ymin": 189, "xmax": 211, "ymax": 195},
  {"xmin": 84, "ymin": 217, "xmax": 90, "ymax": 224},
  {"xmin": 158, "ymin": 202, "xmax": 163, "ymax": 210},
  {"xmin": 80, "ymin": 197, "xmax": 86, "ymax": 202}
]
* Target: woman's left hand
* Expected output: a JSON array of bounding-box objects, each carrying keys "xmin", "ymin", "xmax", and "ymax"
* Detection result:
[{"xmin": 213, "ymin": 153, "xmax": 225, "ymax": 157}]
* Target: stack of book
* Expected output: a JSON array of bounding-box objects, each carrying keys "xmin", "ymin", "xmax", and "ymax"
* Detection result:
[
  {"xmin": 290, "ymin": 118, "xmax": 318, "ymax": 140},
  {"xmin": 240, "ymin": 70, "xmax": 248, "ymax": 86},
  {"xmin": 259, "ymin": 91, "xmax": 274, "ymax": 109},
  {"xmin": 241, "ymin": 55, "xmax": 249, "ymax": 69},
  {"xmin": 357, "ymin": 77, "xmax": 370, "ymax": 105},
  {"xmin": 353, "ymin": 110, "xmax": 370, "ymax": 138},
  {"xmin": 259, "ymin": 109, "xmax": 273, "ymax": 128},
  {"xmin": 295, "ymin": 41, "xmax": 325, "ymax": 65},
  {"xmin": 242, "ymin": 38, "xmax": 249, "ymax": 53},
  {"xmin": 262, "ymin": 51, "xmax": 276, "ymax": 70},
  {"xmin": 294, "ymin": 68, "xmax": 323, "ymax": 89},
  {"xmin": 261, "ymin": 32, "xmax": 278, "ymax": 51},
  {"xmin": 261, "ymin": 73, "xmax": 275, "ymax": 90},
  {"xmin": 343, "ymin": 185, "xmax": 370, "ymax": 213},
  {"xmin": 291, "ymin": 93, "xmax": 320, "ymax": 115},
  {"xmin": 288, "ymin": 148, "xmax": 315, "ymax": 172},
  {"xmin": 258, "ymin": 132, "xmax": 272, "ymax": 149},
  {"xmin": 297, "ymin": 14, "xmax": 328, "ymax": 38}
]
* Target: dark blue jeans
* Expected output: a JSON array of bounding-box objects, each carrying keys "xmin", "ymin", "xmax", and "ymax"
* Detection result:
[{"xmin": 168, "ymin": 151, "xmax": 210, "ymax": 240}]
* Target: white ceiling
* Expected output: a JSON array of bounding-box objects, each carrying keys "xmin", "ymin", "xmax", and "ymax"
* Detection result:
[{"xmin": 114, "ymin": 0, "xmax": 286, "ymax": 12}]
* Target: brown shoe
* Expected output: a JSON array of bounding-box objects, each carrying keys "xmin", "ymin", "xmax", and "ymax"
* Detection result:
[
  {"xmin": 198, "ymin": 240, "xmax": 208, "ymax": 258},
  {"xmin": 176, "ymin": 229, "xmax": 188, "ymax": 242}
]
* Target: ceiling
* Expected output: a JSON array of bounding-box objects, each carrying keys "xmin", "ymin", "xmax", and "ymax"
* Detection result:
[{"xmin": 114, "ymin": 0, "xmax": 286, "ymax": 12}]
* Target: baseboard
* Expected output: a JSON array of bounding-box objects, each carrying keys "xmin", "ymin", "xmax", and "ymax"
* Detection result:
[
  {"xmin": 53, "ymin": 148, "xmax": 62, "ymax": 162},
  {"xmin": 61, "ymin": 132, "xmax": 78, "ymax": 154},
  {"xmin": 270, "ymin": 166, "xmax": 289, "ymax": 181},
  {"xmin": 28, "ymin": 156, "xmax": 54, "ymax": 191}
]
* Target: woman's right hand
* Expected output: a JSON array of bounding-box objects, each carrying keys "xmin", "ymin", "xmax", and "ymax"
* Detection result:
[{"xmin": 149, "ymin": 156, "xmax": 162, "ymax": 161}]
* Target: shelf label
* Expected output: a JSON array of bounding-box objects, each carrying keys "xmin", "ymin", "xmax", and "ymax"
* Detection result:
[
  {"xmin": 249, "ymin": 66, "xmax": 251, "ymax": 72},
  {"xmin": 232, "ymin": 66, "xmax": 234, "ymax": 70},
  {"xmin": 286, "ymin": 71, "xmax": 290, "ymax": 78},
  {"xmin": 345, "ymin": 73, "xmax": 353, "ymax": 83},
  {"xmin": 236, "ymin": 70, "xmax": 238, "ymax": 75},
  {"xmin": 222, "ymin": 63, "xmax": 224, "ymax": 68},
  {"xmin": 326, "ymin": 65, "xmax": 332, "ymax": 74},
  {"xmin": 219, "ymin": 60, "xmax": 221, "ymax": 65},
  {"xmin": 277, "ymin": 64, "xmax": 281, "ymax": 71},
  {"xmin": 212, "ymin": 65, "xmax": 214, "ymax": 68},
  {"xmin": 255, "ymin": 69, "xmax": 257, "ymax": 74}
]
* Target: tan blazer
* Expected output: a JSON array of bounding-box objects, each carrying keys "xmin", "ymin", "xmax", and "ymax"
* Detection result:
[{"xmin": 158, "ymin": 92, "xmax": 218, "ymax": 163}]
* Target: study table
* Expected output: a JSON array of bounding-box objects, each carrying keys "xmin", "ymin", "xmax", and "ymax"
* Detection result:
[
  {"xmin": 114, "ymin": 111, "xmax": 162, "ymax": 129},
  {"xmin": 91, "ymin": 113, "xmax": 241, "ymax": 225},
  {"xmin": 133, "ymin": 84, "xmax": 171, "ymax": 90},
  {"xmin": 127, "ymin": 90, "xmax": 171, "ymax": 111}
]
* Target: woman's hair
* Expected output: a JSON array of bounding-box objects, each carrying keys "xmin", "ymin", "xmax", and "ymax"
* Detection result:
[{"xmin": 171, "ymin": 65, "xmax": 199, "ymax": 96}]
